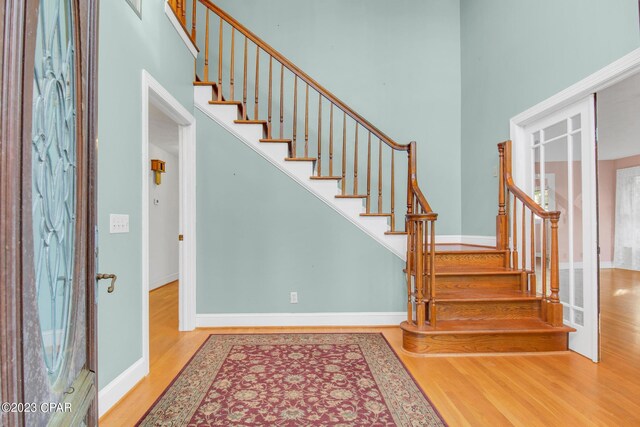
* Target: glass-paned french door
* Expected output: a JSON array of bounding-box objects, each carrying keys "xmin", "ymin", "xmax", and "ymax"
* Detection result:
[{"xmin": 525, "ymin": 95, "xmax": 599, "ymax": 361}]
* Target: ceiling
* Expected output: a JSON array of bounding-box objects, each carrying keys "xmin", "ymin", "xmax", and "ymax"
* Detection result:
[
  {"xmin": 149, "ymin": 103, "xmax": 179, "ymax": 155},
  {"xmin": 597, "ymin": 72, "xmax": 640, "ymax": 161}
]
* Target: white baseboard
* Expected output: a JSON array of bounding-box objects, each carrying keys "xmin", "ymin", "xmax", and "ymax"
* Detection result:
[
  {"xmin": 98, "ymin": 357, "xmax": 147, "ymax": 417},
  {"xmin": 196, "ymin": 312, "xmax": 406, "ymax": 328},
  {"xmin": 149, "ymin": 272, "xmax": 179, "ymax": 291},
  {"xmin": 600, "ymin": 261, "xmax": 614, "ymax": 269},
  {"xmin": 436, "ymin": 235, "xmax": 496, "ymax": 247}
]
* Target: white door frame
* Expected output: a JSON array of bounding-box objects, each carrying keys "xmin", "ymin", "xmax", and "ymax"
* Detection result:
[
  {"xmin": 141, "ymin": 70, "xmax": 197, "ymax": 373},
  {"xmin": 510, "ymin": 48, "xmax": 640, "ymax": 362}
]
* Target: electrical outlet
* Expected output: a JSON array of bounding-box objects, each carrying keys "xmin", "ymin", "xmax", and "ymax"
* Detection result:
[
  {"xmin": 109, "ymin": 214, "xmax": 130, "ymax": 234},
  {"xmin": 290, "ymin": 292, "xmax": 298, "ymax": 304}
]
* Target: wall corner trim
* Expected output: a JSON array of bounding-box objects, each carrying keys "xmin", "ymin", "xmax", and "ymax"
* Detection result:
[
  {"xmin": 98, "ymin": 357, "xmax": 147, "ymax": 417},
  {"xmin": 195, "ymin": 312, "xmax": 406, "ymax": 328},
  {"xmin": 163, "ymin": 1, "xmax": 198, "ymax": 58}
]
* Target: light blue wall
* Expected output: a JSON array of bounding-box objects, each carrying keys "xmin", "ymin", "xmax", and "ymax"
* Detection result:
[
  {"xmin": 211, "ymin": 0, "xmax": 462, "ymax": 235},
  {"xmin": 196, "ymin": 111, "xmax": 406, "ymax": 313},
  {"xmin": 460, "ymin": 0, "xmax": 640, "ymax": 236},
  {"xmin": 97, "ymin": 0, "xmax": 194, "ymax": 388}
]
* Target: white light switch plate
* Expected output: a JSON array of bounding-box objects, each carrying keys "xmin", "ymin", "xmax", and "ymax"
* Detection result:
[{"xmin": 109, "ymin": 214, "xmax": 129, "ymax": 233}]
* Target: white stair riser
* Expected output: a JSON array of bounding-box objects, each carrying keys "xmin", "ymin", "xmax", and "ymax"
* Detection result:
[{"xmin": 195, "ymin": 88, "xmax": 406, "ymax": 260}]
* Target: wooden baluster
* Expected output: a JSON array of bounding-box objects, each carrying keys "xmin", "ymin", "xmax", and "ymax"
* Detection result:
[
  {"xmin": 390, "ymin": 149, "xmax": 395, "ymax": 231},
  {"xmin": 530, "ymin": 211, "xmax": 535, "ymax": 273},
  {"xmin": 406, "ymin": 220, "xmax": 414, "ymax": 324},
  {"xmin": 521, "ymin": 202, "xmax": 526, "ymax": 271},
  {"xmin": 230, "ymin": 28, "xmax": 235, "ymax": 100},
  {"xmin": 378, "ymin": 140, "xmax": 383, "ymax": 213},
  {"xmin": 512, "ymin": 197, "xmax": 518, "ymax": 268},
  {"xmin": 242, "ymin": 38, "xmax": 248, "ymax": 119},
  {"xmin": 415, "ymin": 220, "xmax": 425, "ymax": 327},
  {"xmin": 292, "ymin": 77, "xmax": 297, "ymax": 157},
  {"xmin": 217, "ymin": 17, "xmax": 223, "ymax": 101},
  {"xmin": 530, "ymin": 211, "xmax": 535, "ymax": 293},
  {"xmin": 329, "ymin": 104, "xmax": 334, "ymax": 176},
  {"xmin": 181, "ymin": 0, "xmax": 186, "ymax": 24},
  {"xmin": 506, "ymin": 190, "xmax": 511, "ymax": 267},
  {"xmin": 353, "ymin": 126, "xmax": 358, "ymax": 195},
  {"xmin": 267, "ymin": 56, "xmax": 272, "ymax": 138},
  {"xmin": 304, "ymin": 84, "xmax": 309, "ymax": 157},
  {"xmin": 542, "ymin": 218, "xmax": 548, "ymax": 304},
  {"xmin": 317, "ymin": 95, "xmax": 322, "ymax": 176},
  {"xmin": 191, "ymin": 0, "xmax": 197, "ymax": 39},
  {"xmin": 429, "ymin": 219, "xmax": 436, "ymax": 326},
  {"xmin": 497, "ymin": 143, "xmax": 507, "ymax": 249},
  {"xmin": 254, "ymin": 47, "xmax": 259, "ymax": 118},
  {"xmin": 366, "ymin": 133, "xmax": 372, "ymax": 213},
  {"xmin": 548, "ymin": 215, "xmax": 563, "ymax": 326},
  {"xmin": 279, "ymin": 64, "xmax": 284, "ymax": 139},
  {"xmin": 341, "ymin": 113, "xmax": 346, "ymax": 195},
  {"xmin": 204, "ymin": 11, "xmax": 210, "ymax": 82}
]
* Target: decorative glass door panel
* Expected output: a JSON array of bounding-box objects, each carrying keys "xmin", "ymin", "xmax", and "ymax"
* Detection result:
[
  {"xmin": 21, "ymin": 0, "xmax": 99, "ymax": 424},
  {"xmin": 525, "ymin": 95, "xmax": 598, "ymax": 361}
]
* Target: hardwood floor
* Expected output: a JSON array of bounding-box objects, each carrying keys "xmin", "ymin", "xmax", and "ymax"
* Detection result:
[{"xmin": 100, "ymin": 271, "xmax": 640, "ymax": 426}]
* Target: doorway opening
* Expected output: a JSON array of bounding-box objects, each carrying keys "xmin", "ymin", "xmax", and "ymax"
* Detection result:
[
  {"xmin": 595, "ymin": 71, "xmax": 640, "ymax": 367},
  {"xmin": 141, "ymin": 71, "xmax": 197, "ymax": 374},
  {"xmin": 510, "ymin": 48, "xmax": 640, "ymax": 363}
]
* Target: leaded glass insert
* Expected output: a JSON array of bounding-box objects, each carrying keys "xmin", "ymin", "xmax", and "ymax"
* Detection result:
[{"xmin": 31, "ymin": 0, "xmax": 77, "ymax": 384}]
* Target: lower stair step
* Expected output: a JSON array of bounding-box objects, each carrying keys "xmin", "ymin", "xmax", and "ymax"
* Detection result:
[
  {"xmin": 436, "ymin": 290, "xmax": 542, "ymax": 321},
  {"xmin": 401, "ymin": 319, "xmax": 575, "ymax": 354}
]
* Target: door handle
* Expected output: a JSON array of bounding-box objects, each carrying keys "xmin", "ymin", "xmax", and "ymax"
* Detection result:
[{"xmin": 96, "ymin": 273, "xmax": 117, "ymax": 293}]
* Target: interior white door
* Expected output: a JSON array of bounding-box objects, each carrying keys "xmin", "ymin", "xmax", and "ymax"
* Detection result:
[{"xmin": 524, "ymin": 95, "xmax": 599, "ymax": 361}]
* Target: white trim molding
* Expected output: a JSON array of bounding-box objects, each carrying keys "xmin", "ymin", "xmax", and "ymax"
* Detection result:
[
  {"xmin": 164, "ymin": 1, "xmax": 198, "ymax": 58},
  {"xmin": 196, "ymin": 312, "xmax": 406, "ymax": 328},
  {"xmin": 98, "ymin": 357, "xmax": 146, "ymax": 417},
  {"xmin": 142, "ymin": 71, "xmax": 197, "ymax": 371}
]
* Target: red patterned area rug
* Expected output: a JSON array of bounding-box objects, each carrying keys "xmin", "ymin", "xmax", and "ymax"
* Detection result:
[{"xmin": 137, "ymin": 333, "xmax": 446, "ymax": 426}]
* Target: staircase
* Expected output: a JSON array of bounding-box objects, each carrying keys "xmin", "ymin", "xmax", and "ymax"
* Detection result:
[{"xmin": 173, "ymin": 0, "xmax": 574, "ymax": 354}]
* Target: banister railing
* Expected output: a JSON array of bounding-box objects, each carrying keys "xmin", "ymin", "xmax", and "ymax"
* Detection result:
[
  {"xmin": 497, "ymin": 140, "xmax": 563, "ymax": 327},
  {"xmin": 183, "ymin": 0, "xmax": 438, "ymax": 328}
]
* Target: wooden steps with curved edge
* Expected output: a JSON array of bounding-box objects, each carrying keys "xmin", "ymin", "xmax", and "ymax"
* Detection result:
[
  {"xmin": 310, "ymin": 176, "xmax": 342, "ymax": 180},
  {"xmin": 401, "ymin": 319, "xmax": 575, "ymax": 354},
  {"xmin": 402, "ymin": 246, "xmax": 574, "ymax": 354}
]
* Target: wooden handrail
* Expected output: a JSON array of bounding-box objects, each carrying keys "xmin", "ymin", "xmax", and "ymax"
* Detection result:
[
  {"xmin": 500, "ymin": 140, "xmax": 559, "ymax": 220},
  {"xmin": 197, "ymin": 0, "xmax": 409, "ymax": 152}
]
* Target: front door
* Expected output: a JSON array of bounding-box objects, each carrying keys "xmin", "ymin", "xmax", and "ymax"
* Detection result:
[
  {"xmin": 524, "ymin": 95, "xmax": 599, "ymax": 361},
  {"xmin": 0, "ymin": 0, "xmax": 99, "ymax": 425}
]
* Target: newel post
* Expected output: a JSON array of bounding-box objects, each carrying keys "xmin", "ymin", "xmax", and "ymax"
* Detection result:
[
  {"xmin": 547, "ymin": 213, "xmax": 563, "ymax": 326},
  {"xmin": 496, "ymin": 142, "xmax": 508, "ymax": 250}
]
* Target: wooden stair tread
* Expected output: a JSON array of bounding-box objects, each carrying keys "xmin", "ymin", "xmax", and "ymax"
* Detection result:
[
  {"xmin": 436, "ymin": 289, "xmax": 541, "ymax": 302},
  {"xmin": 403, "ymin": 319, "xmax": 575, "ymax": 335},
  {"xmin": 385, "ymin": 231, "xmax": 407, "ymax": 235},
  {"xmin": 360, "ymin": 213, "xmax": 392, "ymax": 217},
  {"xmin": 434, "ymin": 266, "xmax": 522, "ymax": 275},
  {"xmin": 209, "ymin": 100, "xmax": 242, "ymax": 105},
  {"xmin": 285, "ymin": 157, "xmax": 316, "ymax": 162},
  {"xmin": 234, "ymin": 120, "xmax": 267, "ymax": 125},
  {"xmin": 259, "ymin": 138, "xmax": 292, "ymax": 143},
  {"xmin": 193, "ymin": 81, "xmax": 217, "ymax": 86},
  {"xmin": 434, "ymin": 243, "xmax": 497, "ymax": 252},
  {"xmin": 335, "ymin": 194, "xmax": 368, "ymax": 199},
  {"xmin": 310, "ymin": 176, "xmax": 342, "ymax": 180}
]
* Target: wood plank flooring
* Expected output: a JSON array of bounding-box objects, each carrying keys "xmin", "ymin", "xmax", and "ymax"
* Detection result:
[{"xmin": 100, "ymin": 269, "xmax": 640, "ymax": 426}]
